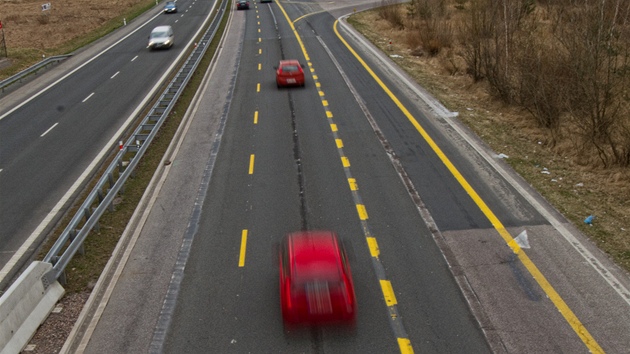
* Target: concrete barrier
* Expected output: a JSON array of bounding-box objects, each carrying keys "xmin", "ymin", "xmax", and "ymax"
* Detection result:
[{"xmin": 0, "ymin": 261, "xmax": 65, "ymax": 354}]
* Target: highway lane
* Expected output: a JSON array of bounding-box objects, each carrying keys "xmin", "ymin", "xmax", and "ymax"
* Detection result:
[
  {"xmin": 0, "ymin": 0, "xmax": 217, "ymax": 286},
  {"xmin": 163, "ymin": 1, "xmax": 488, "ymax": 352}
]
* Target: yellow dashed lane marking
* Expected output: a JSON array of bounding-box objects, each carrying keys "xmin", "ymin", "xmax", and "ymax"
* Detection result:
[
  {"xmin": 248, "ymin": 154, "xmax": 255, "ymax": 175},
  {"xmin": 398, "ymin": 338, "xmax": 414, "ymax": 354},
  {"xmin": 356, "ymin": 204, "xmax": 368, "ymax": 220},
  {"xmin": 330, "ymin": 123, "xmax": 338, "ymax": 132},
  {"xmin": 335, "ymin": 139, "xmax": 343, "ymax": 148},
  {"xmin": 239, "ymin": 230, "xmax": 248, "ymax": 267},
  {"xmin": 326, "ymin": 111, "xmax": 333, "ymax": 118},
  {"xmin": 254, "ymin": 111, "xmax": 258, "ymax": 124},
  {"xmin": 341, "ymin": 156, "xmax": 350, "ymax": 167},
  {"xmin": 348, "ymin": 178, "xmax": 358, "ymax": 191},
  {"xmin": 367, "ymin": 237, "xmax": 380, "ymax": 257},
  {"xmin": 380, "ymin": 280, "xmax": 397, "ymax": 306}
]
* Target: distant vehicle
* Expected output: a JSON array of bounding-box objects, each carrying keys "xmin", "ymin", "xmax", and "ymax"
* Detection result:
[
  {"xmin": 163, "ymin": 1, "xmax": 177, "ymax": 13},
  {"xmin": 236, "ymin": 0, "xmax": 250, "ymax": 10},
  {"xmin": 275, "ymin": 59, "xmax": 305, "ymax": 87},
  {"xmin": 148, "ymin": 25, "xmax": 174, "ymax": 50},
  {"xmin": 279, "ymin": 231, "xmax": 356, "ymax": 325},
  {"xmin": 260, "ymin": 0, "xmax": 272, "ymax": 2}
]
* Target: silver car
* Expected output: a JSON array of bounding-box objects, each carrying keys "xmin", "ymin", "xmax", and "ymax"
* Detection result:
[{"xmin": 148, "ymin": 25, "xmax": 174, "ymax": 50}]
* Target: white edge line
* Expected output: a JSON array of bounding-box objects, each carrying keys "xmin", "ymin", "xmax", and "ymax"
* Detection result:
[{"xmin": 338, "ymin": 15, "xmax": 630, "ymax": 306}]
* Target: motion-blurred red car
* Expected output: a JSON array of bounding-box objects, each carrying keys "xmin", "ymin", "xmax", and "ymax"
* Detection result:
[
  {"xmin": 275, "ymin": 59, "xmax": 305, "ymax": 87},
  {"xmin": 279, "ymin": 231, "xmax": 356, "ymax": 325}
]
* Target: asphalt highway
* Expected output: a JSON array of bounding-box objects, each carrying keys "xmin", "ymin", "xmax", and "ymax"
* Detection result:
[
  {"xmin": 16, "ymin": 0, "xmax": 630, "ymax": 353},
  {"xmin": 0, "ymin": 0, "xmax": 217, "ymax": 287}
]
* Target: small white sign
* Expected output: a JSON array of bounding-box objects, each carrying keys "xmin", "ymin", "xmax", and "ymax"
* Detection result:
[{"xmin": 42, "ymin": 2, "xmax": 51, "ymax": 11}]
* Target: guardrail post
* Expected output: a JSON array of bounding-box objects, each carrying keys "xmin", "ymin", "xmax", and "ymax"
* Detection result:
[{"xmin": 69, "ymin": 229, "xmax": 85, "ymax": 255}]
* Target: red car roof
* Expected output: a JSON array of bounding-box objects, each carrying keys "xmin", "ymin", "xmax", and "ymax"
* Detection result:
[
  {"xmin": 288, "ymin": 231, "xmax": 341, "ymax": 281},
  {"xmin": 279, "ymin": 59, "xmax": 300, "ymax": 66}
]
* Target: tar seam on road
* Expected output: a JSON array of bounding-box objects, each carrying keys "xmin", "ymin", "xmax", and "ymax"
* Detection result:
[{"xmin": 275, "ymin": 2, "xmax": 413, "ymax": 353}]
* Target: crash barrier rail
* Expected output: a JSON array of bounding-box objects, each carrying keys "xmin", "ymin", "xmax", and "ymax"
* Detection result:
[
  {"xmin": 42, "ymin": 0, "xmax": 228, "ymax": 286},
  {"xmin": 0, "ymin": 0, "xmax": 228, "ymax": 352},
  {"xmin": 0, "ymin": 55, "xmax": 72, "ymax": 92}
]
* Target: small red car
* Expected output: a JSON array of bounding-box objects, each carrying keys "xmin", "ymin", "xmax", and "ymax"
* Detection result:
[
  {"xmin": 279, "ymin": 231, "xmax": 356, "ymax": 325},
  {"xmin": 276, "ymin": 59, "xmax": 305, "ymax": 87}
]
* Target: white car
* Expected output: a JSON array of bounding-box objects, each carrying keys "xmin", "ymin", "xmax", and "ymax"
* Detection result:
[{"xmin": 148, "ymin": 25, "xmax": 174, "ymax": 50}]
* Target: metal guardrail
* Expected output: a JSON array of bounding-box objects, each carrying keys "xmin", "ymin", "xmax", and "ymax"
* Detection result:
[
  {"xmin": 42, "ymin": 0, "xmax": 228, "ymax": 287},
  {"xmin": 0, "ymin": 55, "xmax": 72, "ymax": 92}
]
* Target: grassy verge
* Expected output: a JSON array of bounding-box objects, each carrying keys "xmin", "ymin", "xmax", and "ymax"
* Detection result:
[{"xmin": 38, "ymin": 2, "xmax": 230, "ymax": 295}]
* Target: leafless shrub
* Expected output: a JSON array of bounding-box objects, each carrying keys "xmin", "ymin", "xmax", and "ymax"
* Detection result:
[
  {"xmin": 408, "ymin": 0, "xmax": 453, "ymax": 56},
  {"xmin": 378, "ymin": 0, "xmax": 405, "ymax": 30}
]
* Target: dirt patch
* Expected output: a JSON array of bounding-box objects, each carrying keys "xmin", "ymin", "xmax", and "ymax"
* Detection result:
[{"xmin": 349, "ymin": 9, "xmax": 630, "ymax": 272}]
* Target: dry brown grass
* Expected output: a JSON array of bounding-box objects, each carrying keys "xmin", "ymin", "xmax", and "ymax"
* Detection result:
[
  {"xmin": 0, "ymin": 0, "xmax": 153, "ymax": 76},
  {"xmin": 349, "ymin": 9, "xmax": 630, "ymax": 272}
]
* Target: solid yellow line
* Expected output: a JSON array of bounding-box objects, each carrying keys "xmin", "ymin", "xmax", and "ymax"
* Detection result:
[
  {"xmin": 380, "ymin": 280, "xmax": 397, "ymax": 306},
  {"xmin": 239, "ymin": 230, "xmax": 248, "ymax": 267},
  {"xmin": 249, "ymin": 154, "xmax": 255, "ymax": 174},
  {"xmin": 254, "ymin": 111, "xmax": 258, "ymax": 124},
  {"xmin": 333, "ymin": 20, "xmax": 604, "ymax": 354}
]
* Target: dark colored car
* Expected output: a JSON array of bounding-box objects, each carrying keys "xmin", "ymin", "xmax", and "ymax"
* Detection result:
[
  {"xmin": 279, "ymin": 231, "xmax": 356, "ymax": 325},
  {"xmin": 260, "ymin": 0, "xmax": 272, "ymax": 2},
  {"xmin": 163, "ymin": 1, "xmax": 177, "ymax": 13},
  {"xmin": 275, "ymin": 59, "xmax": 305, "ymax": 87},
  {"xmin": 236, "ymin": 0, "xmax": 249, "ymax": 10}
]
